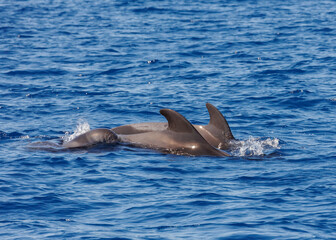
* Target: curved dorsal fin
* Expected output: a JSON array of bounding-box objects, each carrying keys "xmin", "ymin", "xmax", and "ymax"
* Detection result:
[
  {"xmin": 160, "ymin": 108, "xmax": 230, "ymax": 156},
  {"xmin": 159, "ymin": 109, "xmax": 195, "ymax": 133},
  {"xmin": 206, "ymin": 102, "xmax": 234, "ymax": 140}
]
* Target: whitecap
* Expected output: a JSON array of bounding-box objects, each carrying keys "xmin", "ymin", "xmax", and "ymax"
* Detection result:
[{"xmin": 20, "ymin": 135, "xmax": 30, "ymax": 139}]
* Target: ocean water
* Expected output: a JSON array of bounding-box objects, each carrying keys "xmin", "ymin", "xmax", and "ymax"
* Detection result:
[{"xmin": 1, "ymin": 0, "xmax": 336, "ymax": 239}]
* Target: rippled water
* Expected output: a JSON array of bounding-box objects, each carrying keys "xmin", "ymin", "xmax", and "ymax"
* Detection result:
[{"xmin": 1, "ymin": 0, "xmax": 336, "ymax": 239}]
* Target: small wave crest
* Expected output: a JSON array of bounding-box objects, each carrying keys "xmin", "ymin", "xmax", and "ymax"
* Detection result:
[
  {"xmin": 62, "ymin": 119, "xmax": 90, "ymax": 143},
  {"xmin": 231, "ymin": 136, "xmax": 280, "ymax": 157}
]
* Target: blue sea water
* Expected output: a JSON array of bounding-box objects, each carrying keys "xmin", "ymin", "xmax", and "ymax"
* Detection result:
[{"xmin": 1, "ymin": 0, "xmax": 336, "ymax": 239}]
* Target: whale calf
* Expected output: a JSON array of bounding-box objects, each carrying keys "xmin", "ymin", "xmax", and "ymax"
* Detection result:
[{"xmin": 63, "ymin": 128, "xmax": 118, "ymax": 148}]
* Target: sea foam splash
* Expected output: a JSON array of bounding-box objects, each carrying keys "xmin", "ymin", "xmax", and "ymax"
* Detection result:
[
  {"xmin": 62, "ymin": 119, "xmax": 91, "ymax": 143},
  {"xmin": 231, "ymin": 136, "xmax": 280, "ymax": 157}
]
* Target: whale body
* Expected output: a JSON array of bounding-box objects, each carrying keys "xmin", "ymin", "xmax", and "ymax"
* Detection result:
[
  {"xmin": 62, "ymin": 103, "xmax": 234, "ymax": 157},
  {"xmin": 63, "ymin": 128, "xmax": 118, "ymax": 148},
  {"xmin": 112, "ymin": 103, "xmax": 235, "ymax": 150},
  {"xmin": 116, "ymin": 108, "xmax": 229, "ymax": 156}
]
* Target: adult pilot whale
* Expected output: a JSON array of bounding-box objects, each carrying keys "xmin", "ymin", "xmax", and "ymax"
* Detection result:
[
  {"xmin": 63, "ymin": 104, "xmax": 230, "ymax": 157},
  {"xmin": 112, "ymin": 103, "xmax": 235, "ymax": 150},
  {"xmin": 116, "ymin": 108, "xmax": 230, "ymax": 156}
]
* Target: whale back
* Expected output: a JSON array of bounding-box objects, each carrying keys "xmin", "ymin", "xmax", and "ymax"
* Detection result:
[
  {"xmin": 118, "ymin": 109, "xmax": 229, "ymax": 157},
  {"xmin": 159, "ymin": 109, "xmax": 229, "ymax": 156},
  {"xmin": 63, "ymin": 128, "xmax": 118, "ymax": 148}
]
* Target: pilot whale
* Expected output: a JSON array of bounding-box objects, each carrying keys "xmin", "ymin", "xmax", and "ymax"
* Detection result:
[
  {"xmin": 63, "ymin": 128, "xmax": 118, "ymax": 148},
  {"xmin": 116, "ymin": 108, "xmax": 229, "ymax": 156},
  {"xmin": 112, "ymin": 103, "xmax": 235, "ymax": 150},
  {"xmin": 62, "ymin": 103, "xmax": 234, "ymax": 157}
]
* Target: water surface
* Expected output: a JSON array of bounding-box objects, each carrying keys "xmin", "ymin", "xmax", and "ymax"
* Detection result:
[{"xmin": 1, "ymin": 0, "xmax": 336, "ymax": 239}]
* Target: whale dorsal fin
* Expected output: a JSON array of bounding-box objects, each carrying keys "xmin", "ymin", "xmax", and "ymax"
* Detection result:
[
  {"xmin": 206, "ymin": 103, "xmax": 234, "ymax": 140},
  {"xmin": 160, "ymin": 109, "xmax": 195, "ymax": 133},
  {"xmin": 160, "ymin": 108, "xmax": 230, "ymax": 156}
]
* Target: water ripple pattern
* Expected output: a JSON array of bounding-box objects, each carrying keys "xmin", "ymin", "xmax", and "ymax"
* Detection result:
[{"xmin": 1, "ymin": 0, "xmax": 336, "ymax": 239}]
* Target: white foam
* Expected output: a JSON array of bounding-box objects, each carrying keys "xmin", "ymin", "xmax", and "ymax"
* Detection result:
[
  {"xmin": 20, "ymin": 135, "xmax": 30, "ymax": 139},
  {"xmin": 62, "ymin": 119, "xmax": 90, "ymax": 143},
  {"xmin": 231, "ymin": 136, "xmax": 280, "ymax": 157}
]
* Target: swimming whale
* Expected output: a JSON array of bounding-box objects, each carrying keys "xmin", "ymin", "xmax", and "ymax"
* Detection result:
[
  {"xmin": 117, "ymin": 108, "xmax": 230, "ymax": 156},
  {"xmin": 62, "ymin": 128, "xmax": 118, "ymax": 148},
  {"xmin": 62, "ymin": 103, "xmax": 233, "ymax": 156},
  {"xmin": 112, "ymin": 103, "xmax": 235, "ymax": 150}
]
